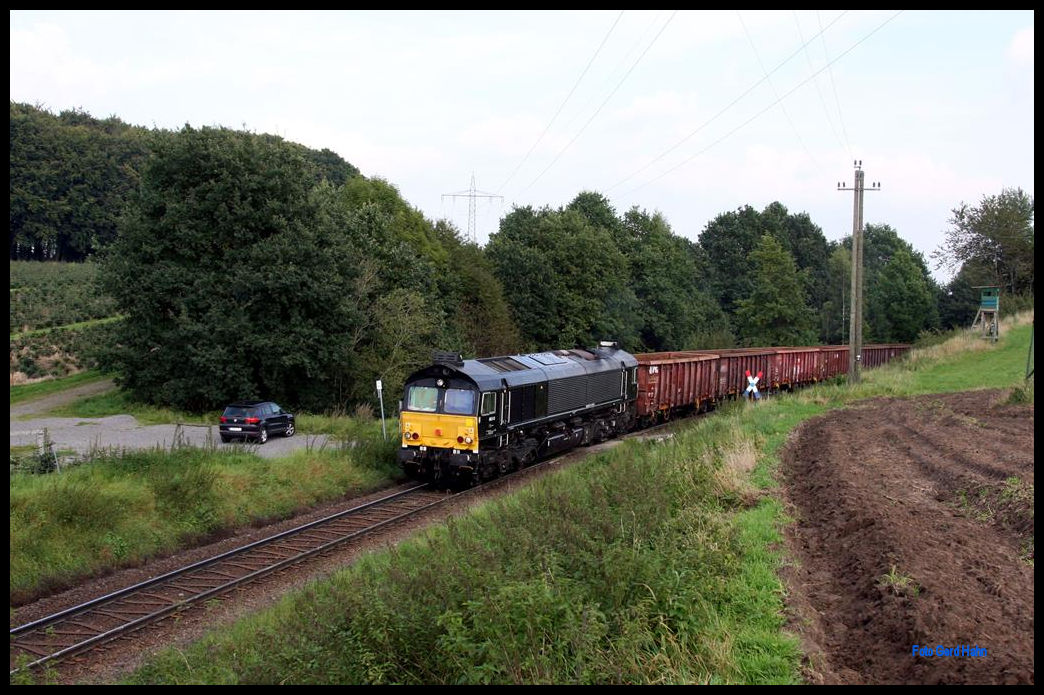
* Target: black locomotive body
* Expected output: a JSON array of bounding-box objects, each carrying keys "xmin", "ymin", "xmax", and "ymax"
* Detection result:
[{"xmin": 398, "ymin": 345, "xmax": 638, "ymax": 485}]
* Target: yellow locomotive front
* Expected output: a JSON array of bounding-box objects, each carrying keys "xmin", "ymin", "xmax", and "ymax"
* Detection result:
[{"xmin": 398, "ymin": 375, "xmax": 481, "ymax": 482}]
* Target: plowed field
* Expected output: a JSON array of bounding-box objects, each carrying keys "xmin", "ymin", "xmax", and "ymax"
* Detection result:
[{"xmin": 781, "ymin": 389, "xmax": 1034, "ymax": 685}]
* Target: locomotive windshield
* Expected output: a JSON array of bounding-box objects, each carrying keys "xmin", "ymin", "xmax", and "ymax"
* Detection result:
[
  {"xmin": 443, "ymin": 388, "xmax": 476, "ymax": 415},
  {"xmin": 405, "ymin": 385, "xmax": 477, "ymax": 415},
  {"xmin": 406, "ymin": 386, "xmax": 438, "ymax": 412}
]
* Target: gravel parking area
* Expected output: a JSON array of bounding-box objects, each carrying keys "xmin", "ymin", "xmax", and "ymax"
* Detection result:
[{"xmin": 10, "ymin": 379, "xmax": 329, "ymax": 460}]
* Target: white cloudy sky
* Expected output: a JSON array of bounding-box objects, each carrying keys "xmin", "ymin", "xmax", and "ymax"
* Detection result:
[{"xmin": 10, "ymin": 10, "xmax": 1035, "ymax": 282}]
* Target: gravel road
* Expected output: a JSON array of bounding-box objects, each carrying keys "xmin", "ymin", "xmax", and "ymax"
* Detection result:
[{"xmin": 10, "ymin": 379, "xmax": 330, "ymax": 460}]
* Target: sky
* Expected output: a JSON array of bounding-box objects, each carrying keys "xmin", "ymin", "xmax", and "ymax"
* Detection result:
[{"xmin": 10, "ymin": 10, "xmax": 1035, "ymax": 283}]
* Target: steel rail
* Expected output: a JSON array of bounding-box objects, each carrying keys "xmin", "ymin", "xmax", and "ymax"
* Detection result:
[
  {"xmin": 10, "ymin": 427, "xmax": 667, "ymax": 675},
  {"xmin": 10, "ymin": 482, "xmax": 443, "ymax": 674}
]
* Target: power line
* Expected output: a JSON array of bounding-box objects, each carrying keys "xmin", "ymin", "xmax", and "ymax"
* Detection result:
[
  {"xmin": 736, "ymin": 10, "xmax": 823, "ymax": 174},
  {"xmin": 496, "ymin": 10, "xmax": 625, "ymax": 194},
  {"xmin": 820, "ymin": 10, "xmax": 853, "ymax": 158},
  {"xmin": 519, "ymin": 10, "xmax": 678, "ymax": 196},
  {"xmin": 605, "ymin": 10, "xmax": 849, "ymax": 194},
  {"xmin": 793, "ymin": 10, "xmax": 845, "ymax": 154},
  {"xmin": 558, "ymin": 10, "xmax": 664, "ymax": 136},
  {"xmin": 619, "ymin": 10, "xmax": 904, "ymax": 197}
]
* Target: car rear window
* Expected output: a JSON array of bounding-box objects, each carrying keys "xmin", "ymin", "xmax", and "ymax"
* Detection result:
[{"xmin": 223, "ymin": 406, "xmax": 255, "ymax": 418}]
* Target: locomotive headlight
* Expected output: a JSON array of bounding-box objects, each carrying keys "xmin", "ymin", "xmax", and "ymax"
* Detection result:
[{"xmin": 464, "ymin": 436, "xmax": 473, "ymax": 445}]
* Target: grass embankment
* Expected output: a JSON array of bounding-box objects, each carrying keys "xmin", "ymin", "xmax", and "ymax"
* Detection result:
[
  {"xmin": 9, "ymin": 370, "xmax": 109, "ymax": 406},
  {"xmin": 126, "ymin": 411, "xmax": 800, "ymax": 685},
  {"xmin": 16, "ymin": 313, "xmax": 1027, "ymax": 680},
  {"xmin": 10, "ymin": 314, "xmax": 124, "ymax": 342},
  {"xmin": 10, "ymin": 420, "xmax": 400, "ymax": 606},
  {"xmin": 122, "ymin": 315, "xmax": 1033, "ymax": 685}
]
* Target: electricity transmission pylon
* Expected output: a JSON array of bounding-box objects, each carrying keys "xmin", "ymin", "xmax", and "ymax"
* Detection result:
[{"xmin": 442, "ymin": 173, "xmax": 502, "ymax": 245}]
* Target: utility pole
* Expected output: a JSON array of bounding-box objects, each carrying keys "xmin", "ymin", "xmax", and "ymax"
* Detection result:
[
  {"xmin": 837, "ymin": 161, "xmax": 880, "ymax": 383},
  {"xmin": 442, "ymin": 173, "xmax": 503, "ymax": 245}
]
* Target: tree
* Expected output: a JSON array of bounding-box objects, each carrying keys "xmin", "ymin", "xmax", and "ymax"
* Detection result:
[
  {"xmin": 819, "ymin": 243, "xmax": 852, "ymax": 344},
  {"xmin": 866, "ymin": 248, "xmax": 936, "ymax": 343},
  {"xmin": 432, "ymin": 220, "xmax": 522, "ymax": 358},
  {"xmin": 9, "ymin": 102, "xmax": 363, "ymax": 262},
  {"xmin": 487, "ymin": 206, "xmax": 636, "ymax": 351},
  {"xmin": 734, "ymin": 235, "xmax": 816, "ymax": 346},
  {"xmin": 698, "ymin": 205, "xmax": 764, "ymax": 316},
  {"xmin": 761, "ymin": 202, "xmax": 832, "ymax": 323},
  {"xmin": 99, "ymin": 126, "xmax": 366, "ymax": 411},
  {"xmin": 933, "ymin": 188, "xmax": 1034, "ymax": 295},
  {"xmin": 857, "ymin": 224, "xmax": 939, "ymax": 341},
  {"xmin": 617, "ymin": 207, "xmax": 729, "ymax": 350},
  {"xmin": 9, "ymin": 102, "xmax": 152, "ymax": 260},
  {"xmin": 937, "ymin": 268, "xmax": 980, "ymax": 331},
  {"xmin": 699, "ymin": 202, "xmax": 831, "ymax": 340},
  {"xmin": 566, "ymin": 190, "xmax": 620, "ymax": 236}
]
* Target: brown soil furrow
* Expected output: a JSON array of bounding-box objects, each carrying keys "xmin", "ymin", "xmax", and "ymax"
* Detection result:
[{"xmin": 781, "ymin": 390, "xmax": 1034, "ymax": 685}]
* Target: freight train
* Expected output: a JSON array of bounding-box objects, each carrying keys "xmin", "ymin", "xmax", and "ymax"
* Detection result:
[{"xmin": 397, "ymin": 342, "xmax": 909, "ymax": 485}]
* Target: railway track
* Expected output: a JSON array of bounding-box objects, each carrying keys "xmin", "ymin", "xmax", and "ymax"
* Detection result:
[
  {"xmin": 9, "ymin": 482, "xmax": 450, "ymax": 675},
  {"xmin": 10, "ymin": 423, "xmax": 676, "ymax": 677}
]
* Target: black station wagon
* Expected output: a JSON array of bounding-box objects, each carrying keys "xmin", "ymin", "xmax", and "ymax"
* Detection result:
[{"xmin": 219, "ymin": 401, "xmax": 295, "ymax": 444}]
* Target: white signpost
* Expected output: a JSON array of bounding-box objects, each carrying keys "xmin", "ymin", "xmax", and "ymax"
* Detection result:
[{"xmin": 376, "ymin": 379, "xmax": 387, "ymax": 441}]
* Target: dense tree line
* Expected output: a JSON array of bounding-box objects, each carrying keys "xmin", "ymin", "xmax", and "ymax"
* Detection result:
[
  {"xmin": 486, "ymin": 192, "xmax": 730, "ymax": 353},
  {"xmin": 99, "ymin": 126, "xmax": 517, "ymax": 411},
  {"xmin": 10, "ymin": 103, "xmax": 1032, "ymax": 411},
  {"xmin": 10, "ymin": 103, "xmax": 149, "ymax": 260},
  {"xmin": 9, "ymin": 102, "xmax": 358, "ymax": 261}
]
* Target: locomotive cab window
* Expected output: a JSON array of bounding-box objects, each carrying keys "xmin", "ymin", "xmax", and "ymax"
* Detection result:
[
  {"xmin": 480, "ymin": 392, "xmax": 496, "ymax": 416},
  {"xmin": 444, "ymin": 388, "xmax": 477, "ymax": 415},
  {"xmin": 407, "ymin": 386, "xmax": 438, "ymax": 412}
]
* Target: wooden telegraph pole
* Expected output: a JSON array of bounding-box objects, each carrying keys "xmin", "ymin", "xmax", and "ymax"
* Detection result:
[{"xmin": 838, "ymin": 161, "xmax": 880, "ymax": 384}]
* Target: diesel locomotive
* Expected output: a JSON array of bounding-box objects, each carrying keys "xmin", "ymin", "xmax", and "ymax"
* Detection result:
[
  {"xmin": 399, "ymin": 341, "xmax": 911, "ymax": 485},
  {"xmin": 398, "ymin": 343, "xmax": 638, "ymax": 485}
]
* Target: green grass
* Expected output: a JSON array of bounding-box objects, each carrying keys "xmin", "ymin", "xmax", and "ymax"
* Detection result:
[
  {"xmin": 877, "ymin": 565, "xmax": 920, "ymax": 597},
  {"xmin": 28, "ymin": 387, "xmax": 214, "ymax": 425},
  {"xmin": 10, "ymin": 314, "xmax": 124, "ymax": 341},
  {"xmin": 125, "ymin": 419, "xmax": 805, "ymax": 685},
  {"xmin": 9, "ymin": 370, "xmax": 110, "ymax": 405},
  {"xmin": 10, "ymin": 422, "xmax": 401, "ymax": 606},
  {"xmin": 118, "ymin": 312, "xmax": 1034, "ymax": 685}
]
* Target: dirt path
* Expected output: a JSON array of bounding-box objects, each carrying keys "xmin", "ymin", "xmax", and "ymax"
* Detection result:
[
  {"xmin": 780, "ymin": 389, "xmax": 1034, "ymax": 685},
  {"xmin": 10, "ymin": 377, "xmax": 117, "ymax": 417}
]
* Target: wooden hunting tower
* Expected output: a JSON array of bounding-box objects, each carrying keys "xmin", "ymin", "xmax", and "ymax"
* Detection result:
[{"xmin": 971, "ymin": 286, "xmax": 1001, "ymax": 341}]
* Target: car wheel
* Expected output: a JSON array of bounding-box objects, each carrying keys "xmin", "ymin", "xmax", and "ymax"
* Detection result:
[
  {"xmin": 258, "ymin": 427, "xmax": 268, "ymax": 444},
  {"xmin": 220, "ymin": 435, "xmax": 231, "ymax": 443},
  {"xmin": 285, "ymin": 422, "xmax": 295, "ymax": 437}
]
